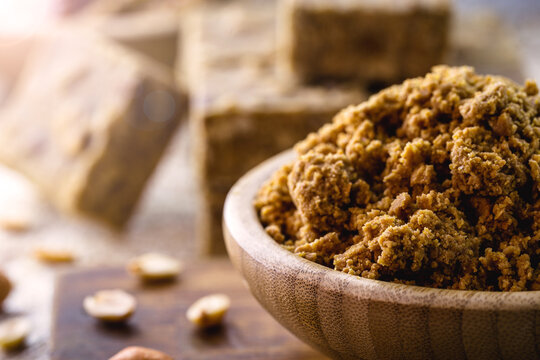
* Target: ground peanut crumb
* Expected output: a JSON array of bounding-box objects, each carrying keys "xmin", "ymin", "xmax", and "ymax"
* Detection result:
[{"xmin": 255, "ymin": 66, "xmax": 540, "ymax": 291}]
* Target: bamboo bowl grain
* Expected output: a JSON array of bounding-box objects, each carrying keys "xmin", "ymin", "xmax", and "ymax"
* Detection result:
[{"xmin": 223, "ymin": 149, "xmax": 540, "ymax": 360}]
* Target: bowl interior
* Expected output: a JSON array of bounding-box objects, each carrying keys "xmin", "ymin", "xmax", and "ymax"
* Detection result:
[{"xmin": 224, "ymin": 149, "xmax": 540, "ymax": 311}]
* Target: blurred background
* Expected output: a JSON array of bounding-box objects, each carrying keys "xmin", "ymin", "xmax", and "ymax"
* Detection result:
[{"xmin": 0, "ymin": 0, "xmax": 538, "ymax": 358}]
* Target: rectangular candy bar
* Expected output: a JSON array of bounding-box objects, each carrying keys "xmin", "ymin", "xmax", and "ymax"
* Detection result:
[
  {"xmin": 185, "ymin": 0, "xmax": 366, "ymax": 254},
  {"xmin": 279, "ymin": 0, "xmax": 451, "ymax": 84},
  {"xmin": 0, "ymin": 28, "xmax": 187, "ymax": 227}
]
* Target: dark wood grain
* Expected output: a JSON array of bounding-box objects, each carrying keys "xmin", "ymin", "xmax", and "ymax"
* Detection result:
[{"xmin": 51, "ymin": 260, "xmax": 327, "ymax": 360}]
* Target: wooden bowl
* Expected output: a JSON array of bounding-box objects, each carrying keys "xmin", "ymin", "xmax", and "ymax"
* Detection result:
[{"xmin": 223, "ymin": 149, "xmax": 540, "ymax": 360}]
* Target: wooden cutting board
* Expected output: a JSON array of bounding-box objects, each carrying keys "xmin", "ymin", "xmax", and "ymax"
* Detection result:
[{"xmin": 50, "ymin": 259, "xmax": 328, "ymax": 360}]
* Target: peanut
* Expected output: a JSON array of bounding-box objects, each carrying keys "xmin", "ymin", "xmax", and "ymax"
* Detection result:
[
  {"xmin": 186, "ymin": 294, "xmax": 230, "ymax": 328},
  {"xmin": 0, "ymin": 317, "xmax": 30, "ymax": 350},
  {"xmin": 84, "ymin": 289, "xmax": 136, "ymax": 323},
  {"xmin": 127, "ymin": 253, "xmax": 182, "ymax": 281},
  {"xmin": 33, "ymin": 246, "xmax": 76, "ymax": 263},
  {"xmin": 109, "ymin": 346, "xmax": 173, "ymax": 360}
]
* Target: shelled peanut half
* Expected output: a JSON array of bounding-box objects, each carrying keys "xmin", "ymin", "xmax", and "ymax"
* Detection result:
[
  {"xmin": 127, "ymin": 253, "xmax": 183, "ymax": 282},
  {"xmin": 109, "ymin": 346, "xmax": 173, "ymax": 360}
]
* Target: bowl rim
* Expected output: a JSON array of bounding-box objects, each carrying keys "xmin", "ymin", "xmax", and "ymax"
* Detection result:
[{"xmin": 224, "ymin": 149, "xmax": 540, "ymax": 311}]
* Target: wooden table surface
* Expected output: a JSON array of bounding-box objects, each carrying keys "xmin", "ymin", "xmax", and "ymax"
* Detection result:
[
  {"xmin": 0, "ymin": 125, "xmax": 199, "ymax": 360},
  {"xmin": 0, "ymin": 1, "xmax": 539, "ymax": 359},
  {"xmin": 51, "ymin": 261, "xmax": 327, "ymax": 360}
]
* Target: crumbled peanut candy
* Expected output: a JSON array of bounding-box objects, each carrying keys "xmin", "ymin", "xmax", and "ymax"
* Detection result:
[
  {"xmin": 186, "ymin": 294, "xmax": 230, "ymax": 328},
  {"xmin": 127, "ymin": 253, "xmax": 182, "ymax": 281},
  {"xmin": 0, "ymin": 317, "xmax": 30, "ymax": 350},
  {"xmin": 109, "ymin": 346, "xmax": 173, "ymax": 360},
  {"xmin": 256, "ymin": 66, "xmax": 540, "ymax": 291},
  {"xmin": 84, "ymin": 289, "xmax": 136, "ymax": 323}
]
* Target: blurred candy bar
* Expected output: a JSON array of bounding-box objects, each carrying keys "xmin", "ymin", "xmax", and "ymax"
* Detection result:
[
  {"xmin": 84, "ymin": 10, "xmax": 181, "ymax": 70},
  {"xmin": 82, "ymin": 0, "xmax": 193, "ymax": 15},
  {"xmin": 448, "ymin": 11, "xmax": 523, "ymax": 83},
  {"xmin": 185, "ymin": 0, "xmax": 366, "ymax": 254},
  {"xmin": 0, "ymin": 28, "xmax": 187, "ymax": 227},
  {"xmin": 279, "ymin": 0, "xmax": 451, "ymax": 84},
  {"xmin": 79, "ymin": 0, "xmax": 195, "ymax": 71},
  {"xmin": 51, "ymin": 0, "xmax": 96, "ymax": 16},
  {"xmin": 0, "ymin": 36, "xmax": 35, "ymax": 105}
]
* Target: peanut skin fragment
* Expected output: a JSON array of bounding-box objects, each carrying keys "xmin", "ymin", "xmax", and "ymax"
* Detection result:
[{"xmin": 0, "ymin": 271, "xmax": 11, "ymax": 307}]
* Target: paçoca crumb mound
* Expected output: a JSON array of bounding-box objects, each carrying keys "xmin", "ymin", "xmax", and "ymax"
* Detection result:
[{"xmin": 255, "ymin": 66, "xmax": 540, "ymax": 291}]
